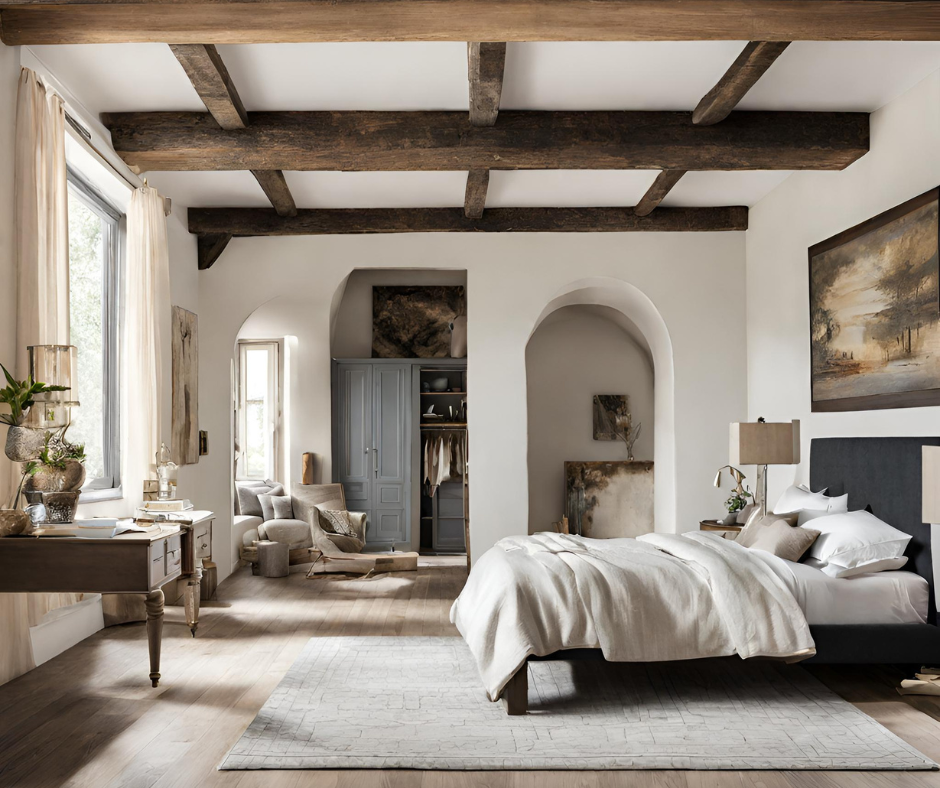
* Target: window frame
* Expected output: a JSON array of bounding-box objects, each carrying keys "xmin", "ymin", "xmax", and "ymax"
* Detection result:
[
  {"xmin": 235, "ymin": 340, "xmax": 282, "ymax": 482},
  {"xmin": 66, "ymin": 165, "xmax": 123, "ymax": 496}
]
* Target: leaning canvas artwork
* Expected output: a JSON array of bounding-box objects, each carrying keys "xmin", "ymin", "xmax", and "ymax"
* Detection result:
[
  {"xmin": 809, "ymin": 188, "xmax": 940, "ymax": 411},
  {"xmin": 592, "ymin": 394, "xmax": 630, "ymax": 441}
]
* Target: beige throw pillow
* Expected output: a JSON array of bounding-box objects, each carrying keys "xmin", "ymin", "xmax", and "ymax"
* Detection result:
[
  {"xmin": 318, "ymin": 509, "xmax": 357, "ymax": 537},
  {"xmin": 738, "ymin": 509, "xmax": 797, "ymax": 548},
  {"xmin": 747, "ymin": 519, "xmax": 820, "ymax": 562}
]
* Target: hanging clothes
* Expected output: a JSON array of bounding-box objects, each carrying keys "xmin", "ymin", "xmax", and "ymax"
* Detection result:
[{"xmin": 423, "ymin": 431, "xmax": 466, "ymax": 497}]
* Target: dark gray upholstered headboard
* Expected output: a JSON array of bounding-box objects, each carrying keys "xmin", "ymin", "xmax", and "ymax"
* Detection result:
[{"xmin": 810, "ymin": 437, "xmax": 940, "ymax": 625}]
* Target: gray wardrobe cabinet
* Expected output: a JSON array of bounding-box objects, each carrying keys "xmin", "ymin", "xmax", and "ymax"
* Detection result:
[{"xmin": 332, "ymin": 361, "xmax": 411, "ymax": 549}]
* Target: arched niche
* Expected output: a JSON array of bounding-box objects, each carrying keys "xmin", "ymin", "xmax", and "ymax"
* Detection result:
[{"xmin": 527, "ymin": 278, "xmax": 677, "ymax": 532}]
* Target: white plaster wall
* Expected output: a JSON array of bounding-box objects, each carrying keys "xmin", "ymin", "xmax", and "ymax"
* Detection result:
[
  {"xmin": 747, "ymin": 70, "xmax": 940, "ymax": 505},
  {"xmin": 199, "ymin": 231, "xmax": 747, "ymax": 576},
  {"xmin": 526, "ymin": 305, "xmax": 655, "ymax": 534}
]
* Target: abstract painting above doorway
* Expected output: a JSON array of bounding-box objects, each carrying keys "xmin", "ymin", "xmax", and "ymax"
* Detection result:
[
  {"xmin": 372, "ymin": 286, "xmax": 463, "ymax": 358},
  {"xmin": 809, "ymin": 187, "xmax": 940, "ymax": 412}
]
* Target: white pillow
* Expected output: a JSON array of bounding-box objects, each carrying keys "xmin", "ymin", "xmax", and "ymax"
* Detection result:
[
  {"xmin": 819, "ymin": 556, "xmax": 909, "ymax": 579},
  {"xmin": 796, "ymin": 495, "xmax": 848, "ymax": 526},
  {"xmin": 773, "ymin": 484, "xmax": 847, "ymax": 516},
  {"xmin": 801, "ymin": 510, "xmax": 911, "ymax": 570}
]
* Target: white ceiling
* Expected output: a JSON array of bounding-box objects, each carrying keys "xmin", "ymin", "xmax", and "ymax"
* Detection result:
[{"xmin": 26, "ymin": 41, "xmax": 940, "ymax": 211}]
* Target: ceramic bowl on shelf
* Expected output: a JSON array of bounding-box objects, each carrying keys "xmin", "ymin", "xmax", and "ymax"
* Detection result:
[{"xmin": 429, "ymin": 377, "xmax": 449, "ymax": 392}]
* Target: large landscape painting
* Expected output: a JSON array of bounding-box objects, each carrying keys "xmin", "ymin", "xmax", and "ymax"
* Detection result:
[
  {"xmin": 809, "ymin": 188, "xmax": 940, "ymax": 411},
  {"xmin": 372, "ymin": 286, "xmax": 463, "ymax": 358}
]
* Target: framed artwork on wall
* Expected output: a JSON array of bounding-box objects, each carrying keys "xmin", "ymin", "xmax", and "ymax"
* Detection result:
[
  {"xmin": 808, "ymin": 187, "xmax": 940, "ymax": 412},
  {"xmin": 372, "ymin": 285, "xmax": 464, "ymax": 358}
]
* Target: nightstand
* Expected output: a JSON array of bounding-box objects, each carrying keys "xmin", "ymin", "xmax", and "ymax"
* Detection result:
[{"xmin": 700, "ymin": 520, "xmax": 743, "ymax": 540}]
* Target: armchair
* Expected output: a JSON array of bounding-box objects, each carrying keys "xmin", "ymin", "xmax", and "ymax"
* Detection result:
[{"xmin": 238, "ymin": 482, "xmax": 368, "ymax": 570}]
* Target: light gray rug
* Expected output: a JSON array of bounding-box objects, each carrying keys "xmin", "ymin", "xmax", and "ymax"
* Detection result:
[{"xmin": 220, "ymin": 636, "xmax": 937, "ymax": 771}]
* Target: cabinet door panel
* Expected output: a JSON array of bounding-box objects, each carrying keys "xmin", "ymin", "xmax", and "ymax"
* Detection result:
[
  {"xmin": 374, "ymin": 366, "xmax": 406, "ymax": 483},
  {"xmin": 371, "ymin": 509, "xmax": 407, "ymax": 544},
  {"xmin": 337, "ymin": 364, "xmax": 373, "ymax": 512}
]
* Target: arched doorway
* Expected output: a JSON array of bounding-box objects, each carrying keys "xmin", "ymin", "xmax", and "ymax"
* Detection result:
[{"xmin": 526, "ymin": 278, "xmax": 677, "ymax": 533}]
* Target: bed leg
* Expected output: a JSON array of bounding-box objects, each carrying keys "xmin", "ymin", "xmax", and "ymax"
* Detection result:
[{"xmin": 501, "ymin": 663, "xmax": 528, "ymax": 716}]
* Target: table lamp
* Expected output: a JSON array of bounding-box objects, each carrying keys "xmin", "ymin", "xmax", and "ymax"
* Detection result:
[{"xmin": 729, "ymin": 418, "xmax": 800, "ymax": 516}]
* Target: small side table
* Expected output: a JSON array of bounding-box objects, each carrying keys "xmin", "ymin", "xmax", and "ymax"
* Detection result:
[{"xmin": 700, "ymin": 520, "xmax": 744, "ymax": 540}]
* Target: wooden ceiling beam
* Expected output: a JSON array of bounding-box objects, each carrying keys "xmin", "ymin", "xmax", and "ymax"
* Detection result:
[
  {"xmin": 101, "ymin": 110, "xmax": 869, "ymax": 173},
  {"xmin": 5, "ymin": 1, "xmax": 940, "ymax": 45},
  {"xmin": 251, "ymin": 169, "xmax": 298, "ymax": 217},
  {"xmin": 634, "ymin": 170, "xmax": 687, "ymax": 217},
  {"xmin": 169, "ymin": 43, "xmax": 248, "ymax": 129},
  {"xmin": 693, "ymin": 41, "xmax": 791, "ymax": 126},
  {"xmin": 468, "ymin": 42, "xmax": 506, "ymax": 127},
  {"xmin": 466, "ymin": 42, "xmax": 505, "ymax": 217},
  {"xmin": 464, "ymin": 169, "xmax": 490, "ymax": 219},
  {"xmin": 189, "ymin": 207, "xmax": 747, "ymax": 262},
  {"xmin": 170, "ymin": 43, "xmax": 297, "ymax": 216},
  {"xmin": 197, "ymin": 232, "xmax": 232, "ymax": 270}
]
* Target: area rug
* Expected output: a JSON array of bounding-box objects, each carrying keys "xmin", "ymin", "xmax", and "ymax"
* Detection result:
[{"xmin": 219, "ymin": 636, "xmax": 937, "ymax": 771}]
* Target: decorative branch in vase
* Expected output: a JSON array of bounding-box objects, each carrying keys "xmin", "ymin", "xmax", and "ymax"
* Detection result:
[{"xmin": 613, "ymin": 414, "xmax": 642, "ymax": 461}]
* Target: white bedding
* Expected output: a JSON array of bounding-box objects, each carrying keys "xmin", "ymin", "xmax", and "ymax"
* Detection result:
[
  {"xmin": 451, "ymin": 531, "xmax": 815, "ymax": 700},
  {"xmin": 770, "ymin": 557, "xmax": 928, "ymax": 625}
]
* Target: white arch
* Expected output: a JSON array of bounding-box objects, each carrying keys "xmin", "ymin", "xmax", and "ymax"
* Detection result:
[{"xmin": 528, "ymin": 277, "xmax": 677, "ymax": 532}]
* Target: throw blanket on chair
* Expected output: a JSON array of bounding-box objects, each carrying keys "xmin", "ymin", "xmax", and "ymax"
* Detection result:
[{"xmin": 451, "ymin": 531, "xmax": 815, "ymax": 700}]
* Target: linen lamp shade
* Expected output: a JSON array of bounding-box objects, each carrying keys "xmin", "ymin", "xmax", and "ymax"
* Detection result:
[
  {"xmin": 729, "ymin": 420, "xmax": 801, "ymax": 466},
  {"xmin": 925, "ymin": 446, "xmax": 940, "ymax": 524}
]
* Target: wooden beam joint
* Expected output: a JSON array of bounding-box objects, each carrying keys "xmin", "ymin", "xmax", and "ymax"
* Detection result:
[{"xmin": 198, "ymin": 233, "xmax": 232, "ymax": 270}]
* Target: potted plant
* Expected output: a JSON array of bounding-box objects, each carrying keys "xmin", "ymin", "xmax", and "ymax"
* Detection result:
[
  {"xmin": 723, "ymin": 488, "xmax": 753, "ymax": 526},
  {"xmin": 1, "ymin": 363, "xmax": 68, "ymax": 462},
  {"xmin": 22, "ymin": 430, "xmax": 86, "ymax": 524}
]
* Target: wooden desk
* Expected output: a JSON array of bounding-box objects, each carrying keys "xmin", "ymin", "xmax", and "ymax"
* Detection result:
[
  {"xmin": 0, "ymin": 525, "xmax": 183, "ymax": 687},
  {"xmin": 176, "ymin": 512, "xmax": 214, "ymax": 636}
]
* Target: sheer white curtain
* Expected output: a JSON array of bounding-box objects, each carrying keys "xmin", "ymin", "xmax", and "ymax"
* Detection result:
[
  {"xmin": 1, "ymin": 67, "xmax": 72, "ymax": 686},
  {"xmin": 123, "ymin": 186, "xmax": 170, "ymax": 501}
]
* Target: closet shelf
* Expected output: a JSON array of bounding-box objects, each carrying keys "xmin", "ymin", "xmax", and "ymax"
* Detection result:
[
  {"xmin": 421, "ymin": 391, "xmax": 465, "ymax": 395},
  {"xmin": 421, "ymin": 422, "xmax": 467, "ymax": 428}
]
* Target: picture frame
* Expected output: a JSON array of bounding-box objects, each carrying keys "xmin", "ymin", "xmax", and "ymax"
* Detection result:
[{"xmin": 808, "ymin": 187, "xmax": 940, "ymax": 412}]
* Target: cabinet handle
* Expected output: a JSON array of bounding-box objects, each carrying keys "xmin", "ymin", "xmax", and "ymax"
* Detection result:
[{"xmin": 372, "ymin": 446, "xmax": 378, "ymax": 477}]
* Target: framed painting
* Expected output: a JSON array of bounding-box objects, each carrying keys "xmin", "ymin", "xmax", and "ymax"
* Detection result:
[
  {"xmin": 372, "ymin": 286, "xmax": 463, "ymax": 358},
  {"xmin": 809, "ymin": 187, "xmax": 940, "ymax": 412}
]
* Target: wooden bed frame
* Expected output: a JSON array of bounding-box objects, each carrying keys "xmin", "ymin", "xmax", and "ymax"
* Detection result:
[{"xmin": 499, "ymin": 436, "xmax": 940, "ymax": 715}]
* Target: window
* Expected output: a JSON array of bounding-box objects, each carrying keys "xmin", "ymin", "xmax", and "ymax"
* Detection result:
[
  {"xmin": 236, "ymin": 341, "xmax": 280, "ymax": 481},
  {"xmin": 66, "ymin": 168, "xmax": 122, "ymax": 491}
]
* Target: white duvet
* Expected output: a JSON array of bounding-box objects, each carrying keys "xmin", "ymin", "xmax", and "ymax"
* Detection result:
[{"xmin": 450, "ymin": 531, "xmax": 816, "ymax": 700}]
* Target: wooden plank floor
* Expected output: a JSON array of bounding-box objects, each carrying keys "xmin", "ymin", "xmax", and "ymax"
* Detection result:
[{"xmin": 2, "ymin": 557, "xmax": 940, "ymax": 788}]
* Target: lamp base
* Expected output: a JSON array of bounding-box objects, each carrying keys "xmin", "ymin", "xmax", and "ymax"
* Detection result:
[{"xmin": 756, "ymin": 464, "xmax": 769, "ymax": 517}]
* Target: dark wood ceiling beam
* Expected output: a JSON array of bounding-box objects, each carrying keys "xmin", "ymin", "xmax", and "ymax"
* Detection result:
[
  {"xmin": 464, "ymin": 169, "xmax": 490, "ymax": 219},
  {"xmin": 4, "ymin": 1, "xmax": 940, "ymax": 45},
  {"xmin": 250, "ymin": 169, "xmax": 298, "ymax": 217},
  {"xmin": 169, "ymin": 43, "xmax": 248, "ymax": 129},
  {"xmin": 197, "ymin": 232, "xmax": 232, "ymax": 270},
  {"xmin": 169, "ymin": 43, "xmax": 298, "ymax": 217},
  {"xmin": 468, "ymin": 42, "xmax": 506, "ymax": 127},
  {"xmin": 189, "ymin": 207, "xmax": 747, "ymax": 267},
  {"xmin": 101, "ymin": 110, "xmax": 869, "ymax": 173},
  {"xmin": 466, "ymin": 42, "xmax": 504, "ymax": 217},
  {"xmin": 634, "ymin": 170, "xmax": 686, "ymax": 217},
  {"xmin": 693, "ymin": 41, "xmax": 791, "ymax": 126}
]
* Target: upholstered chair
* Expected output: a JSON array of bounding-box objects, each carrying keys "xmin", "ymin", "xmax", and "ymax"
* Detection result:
[{"xmin": 238, "ymin": 481, "xmax": 368, "ymax": 569}]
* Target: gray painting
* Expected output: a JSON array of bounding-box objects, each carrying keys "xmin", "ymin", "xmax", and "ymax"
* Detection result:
[
  {"xmin": 810, "ymin": 189, "xmax": 940, "ymax": 411},
  {"xmin": 372, "ymin": 286, "xmax": 463, "ymax": 358},
  {"xmin": 593, "ymin": 394, "xmax": 630, "ymax": 441}
]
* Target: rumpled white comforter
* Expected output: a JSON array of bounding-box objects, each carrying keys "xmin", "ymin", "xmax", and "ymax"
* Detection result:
[{"xmin": 450, "ymin": 531, "xmax": 815, "ymax": 700}]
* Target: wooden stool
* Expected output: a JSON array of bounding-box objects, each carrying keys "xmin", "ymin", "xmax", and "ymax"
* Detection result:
[{"xmin": 257, "ymin": 540, "xmax": 289, "ymax": 578}]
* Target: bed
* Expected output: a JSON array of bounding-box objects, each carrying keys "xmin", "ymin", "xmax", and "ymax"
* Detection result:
[{"xmin": 451, "ymin": 436, "xmax": 940, "ymax": 715}]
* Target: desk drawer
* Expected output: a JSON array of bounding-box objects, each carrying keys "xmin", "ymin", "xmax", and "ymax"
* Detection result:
[
  {"xmin": 151, "ymin": 549, "xmax": 167, "ymax": 587},
  {"xmin": 194, "ymin": 525, "xmax": 212, "ymax": 560},
  {"xmin": 166, "ymin": 547, "xmax": 183, "ymax": 576}
]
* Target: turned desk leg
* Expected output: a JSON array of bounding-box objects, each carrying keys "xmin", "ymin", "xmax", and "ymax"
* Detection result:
[
  {"xmin": 145, "ymin": 589, "xmax": 164, "ymax": 688},
  {"xmin": 501, "ymin": 663, "xmax": 528, "ymax": 715},
  {"xmin": 183, "ymin": 562, "xmax": 203, "ymax": 637}
]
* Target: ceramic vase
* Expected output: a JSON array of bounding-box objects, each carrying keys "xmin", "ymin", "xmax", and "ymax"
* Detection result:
[
  {"xmin": 25, "ymin": 460, "xmax": 86, "ymax": 493},
  {"xmin": 4, "ymin": 426, "xmax": 45, "ymax": 463},
  {"xmin": 0, "ymin": 509, "xmax": 30, "ymax": 537},
  {"xmin": 449, "ymin": 315, "xmax": 467, "ymax": 359}
]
